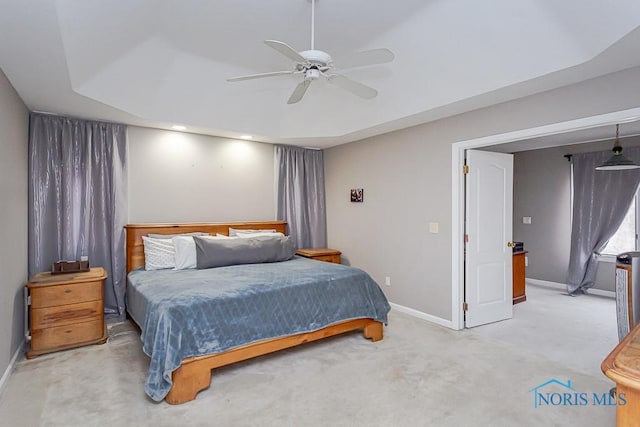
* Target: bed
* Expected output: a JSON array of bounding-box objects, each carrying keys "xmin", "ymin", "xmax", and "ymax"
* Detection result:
[{"xmin": 124, "ymin": 221, "xmax": 390, "ymax": 404}]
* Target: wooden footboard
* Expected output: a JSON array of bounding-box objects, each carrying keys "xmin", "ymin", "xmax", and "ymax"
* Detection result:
[{"xmin": 165, "ymin": 318, "xmax": 383, "ymax": 404}]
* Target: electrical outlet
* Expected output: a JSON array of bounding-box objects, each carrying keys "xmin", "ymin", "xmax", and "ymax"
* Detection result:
[
  {"xmin": 523, "ymin": 217, "xmax": 532, "ymax": 224},
  {"xmin": 385, "ymin": 276, "xmax": 391, "ymax": 287}
]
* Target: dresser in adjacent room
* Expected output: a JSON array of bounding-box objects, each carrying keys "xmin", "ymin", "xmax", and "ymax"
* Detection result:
[
  {"xmin": 25, "ymin": 267, "xmax": 108, "ymax": 358},
  {"xmin": 513, "ymin": 251, "xmax": 528, "ymax": 304}
]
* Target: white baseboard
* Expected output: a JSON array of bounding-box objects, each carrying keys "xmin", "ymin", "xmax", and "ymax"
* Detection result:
[
  {"xmin": 0, "ymin": 342, "xmax": 23, "ymax": 397},
  {"xmin": 389, "ymin": 302, "xmax": 453, "ymax": 329},
  {"xmin": 527, "ymin": 278, "xmax": 615, "ymax": 299}
]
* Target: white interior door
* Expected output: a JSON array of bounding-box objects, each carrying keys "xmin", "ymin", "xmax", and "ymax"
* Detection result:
[{"xmin": 465, "ymin": 150, "xmax": 514, "ymax": 327}]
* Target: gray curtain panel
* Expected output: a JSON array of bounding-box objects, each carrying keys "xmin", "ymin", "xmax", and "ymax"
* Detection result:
[
  {"xmin": 275, "ymin": 145, "xmax": 327, "ymax": 249},
  {"xmin": 28, "ymin": 113, "xmax": 128, "ymax": 319},
  {"xmin": 567, "ymin": 147, "xmax": 640, "ymax": 294}
]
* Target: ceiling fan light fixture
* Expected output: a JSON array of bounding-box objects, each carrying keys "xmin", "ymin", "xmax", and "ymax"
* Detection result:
[
  {"xmin": 596, "ymin": 124, "xmax": 640, "ymax": 171},
  {"xmin": 305, "ymin": 69, "xmax": 320, "ymax": 80}
]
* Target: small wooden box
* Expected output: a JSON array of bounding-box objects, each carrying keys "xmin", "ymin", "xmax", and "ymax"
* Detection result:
[{"xmin": 51, "ymin": 260, "xmax": 90, "ymax": 274}]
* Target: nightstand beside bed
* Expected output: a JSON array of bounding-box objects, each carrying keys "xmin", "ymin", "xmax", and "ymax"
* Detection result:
[
  {"xmin": 296, "ymin": 248, "xmax": 342, "ymax": 264},
  {"xmin": 25, "ymin": 267, "xmax": 108, "ymax": 358}
]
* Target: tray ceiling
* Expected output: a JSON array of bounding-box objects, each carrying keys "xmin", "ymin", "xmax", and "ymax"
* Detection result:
[{"xmin": 1, "ymin": 0, "xmax": 640, "ymax": 148}]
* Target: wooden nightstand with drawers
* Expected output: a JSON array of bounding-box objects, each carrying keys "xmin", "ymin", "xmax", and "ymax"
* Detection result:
[
  {"xmin": 25, "ymin": 267, "xmax": 108, "ymax": 358},
  {"xmin": 296, "ymin": 248, "xmax": 342, "ymax": 264}
]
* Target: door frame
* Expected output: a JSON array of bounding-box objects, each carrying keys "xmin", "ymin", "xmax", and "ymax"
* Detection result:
[{"xmin": 450, "ymin": 107, "xmax": 640, "ymax": 330}]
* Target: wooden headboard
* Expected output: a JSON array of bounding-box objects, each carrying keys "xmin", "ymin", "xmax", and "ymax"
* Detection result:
[{"xmin": 124, "ymin": 221, "xmax": 287, "ymax": 273}]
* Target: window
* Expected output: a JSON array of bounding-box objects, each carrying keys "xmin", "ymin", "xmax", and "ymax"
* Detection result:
[{"xmin": 601, "ymin": 195, "xmax": 638, "ymax": 256}]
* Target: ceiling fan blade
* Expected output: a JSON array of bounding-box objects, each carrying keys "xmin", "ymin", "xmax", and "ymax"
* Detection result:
[
  {"xmin": 265, "ymin": 40, "xmax": 306, "ymax": 63},
  {"xmin": 287, "ymin": 79, "xmax": 311, "ymax": 104},
  {"xmin": 227, "ymin": 70, "xmax": 295, "ymax": 82},
  {"xmin": 334, "ymin": 48, "xmax": 395, "ymax": 69},
  {"xmin": 327, "ymin": 74, "xmax": 377, "ymax": 99}
]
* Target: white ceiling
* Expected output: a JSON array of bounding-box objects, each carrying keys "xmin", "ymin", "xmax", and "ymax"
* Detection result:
[
  {"xmin": 1, "ymin": 0, "xmax": 640, "ymax": 148},
  {"xmin": 488, "ymin": 119, "xmax": 640, "ymax": 154}
]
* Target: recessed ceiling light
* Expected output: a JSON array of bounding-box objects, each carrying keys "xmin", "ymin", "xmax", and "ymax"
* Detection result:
[
  {"xmin": 240, "ymin": 135, "xmax": 253, "ymax": 140},
  {"xmin": 172, "ymin": 125, "xmax": 187, "ymax": 131}
]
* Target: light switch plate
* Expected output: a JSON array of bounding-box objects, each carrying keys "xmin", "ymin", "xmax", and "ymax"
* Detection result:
[{"xmin": 429, "ymin": 222, "xmax": 439, "ymax": 233}]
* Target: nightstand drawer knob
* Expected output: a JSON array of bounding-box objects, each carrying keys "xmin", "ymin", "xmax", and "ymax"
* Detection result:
[
  {"xmin": 65, "ymin": 330, "xmax": 72, "ymax": 334},
  {"xmin": 64, "ymin": 290, "xmax": 72, "ymax": 294}
]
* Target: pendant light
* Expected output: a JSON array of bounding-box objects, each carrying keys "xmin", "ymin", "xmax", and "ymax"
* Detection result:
[{"xmin": 595, "ymin": 124, "xmax": 640, "ymax": 171}]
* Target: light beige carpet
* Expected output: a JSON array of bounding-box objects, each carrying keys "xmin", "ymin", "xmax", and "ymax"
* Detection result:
[
  {"xmin": 0, "ymin": 305, "xmax": 618, "ymax": 427},
  {"xmin": 471, "ymin": 283, "xmax": 619, "ymax": 379}
]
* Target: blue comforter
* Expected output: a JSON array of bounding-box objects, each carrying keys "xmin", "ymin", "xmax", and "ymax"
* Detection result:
[{"xmin": 127, "ymin": 256, "xmax": 390, "ymax": 401}]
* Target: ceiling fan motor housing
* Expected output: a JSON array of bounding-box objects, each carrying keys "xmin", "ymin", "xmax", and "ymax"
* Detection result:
[{"xmin": 300, "ymin": 50, "xmax": 332, "ymax": 66}]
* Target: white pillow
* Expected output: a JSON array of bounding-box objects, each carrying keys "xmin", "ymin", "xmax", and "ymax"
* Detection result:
[
  {"xmin": 147, "ymin": 232, "xmax": 208, "ymax": 239},
  {"xmin": 228, "ymin": 228, "xmax": 277, "ymax": 237},
  {"xmin": 216, "ymin": 233, "xmax": 238, "ymax": 239},
  {"xmin": 142, "ymin": 236, "xmax": 175, "ymax": 270},
  {"xmin": 173, "ymin": 235, "xmax": 223, "ymax": 270},
  {"xmin": 235, "ymin": 231, "xmax": 285, "ymax": 238},
  {"xmin": 172, "ymin": 236, "xmax": 198, "ymax": 270}
]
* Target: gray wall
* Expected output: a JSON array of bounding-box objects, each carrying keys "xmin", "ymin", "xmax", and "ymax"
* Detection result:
[
  {"xmin": 0, "ymin": 68, "xmax": 29, "ymax": 376},
  {"xmin": 513, "ymin": 146, "xmax": 572, "ymax": 288},
  {"xmin": 325, "ymin": 65, "xmax": 640, "ymax": 321},
  {"xmin": 513, "ymin": 137, "xmax": 640, "ymax": 293},
  {"xmin": 127, "ymin": 126, "xmax": 276, "ymax": 223}
]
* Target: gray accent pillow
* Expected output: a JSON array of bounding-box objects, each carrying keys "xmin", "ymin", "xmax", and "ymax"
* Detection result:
[{"xmin": 194, "ymin": 235, "xmax": 296, "ymax": 269}]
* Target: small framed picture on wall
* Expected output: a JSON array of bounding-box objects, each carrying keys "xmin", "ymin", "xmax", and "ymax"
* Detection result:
[{"xmin": 350, "ymin": 188, "xmax": 364, "ymax": 203}]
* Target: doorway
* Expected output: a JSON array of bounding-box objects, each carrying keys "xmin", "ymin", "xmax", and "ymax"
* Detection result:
[{"xmin": 451, "ymin": 107, "xmax": 640, "ymax": 330}]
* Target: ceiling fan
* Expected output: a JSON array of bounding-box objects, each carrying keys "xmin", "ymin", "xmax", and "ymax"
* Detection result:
[{"xmin": 227, "ymin": 0, "xmax": 394, "ymax": 104}]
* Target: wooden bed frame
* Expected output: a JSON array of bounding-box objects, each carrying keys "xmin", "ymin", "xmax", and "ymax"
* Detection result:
[{"xmin": 124, "ymin": 221, "xmax": 384, "ymax": 404}]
